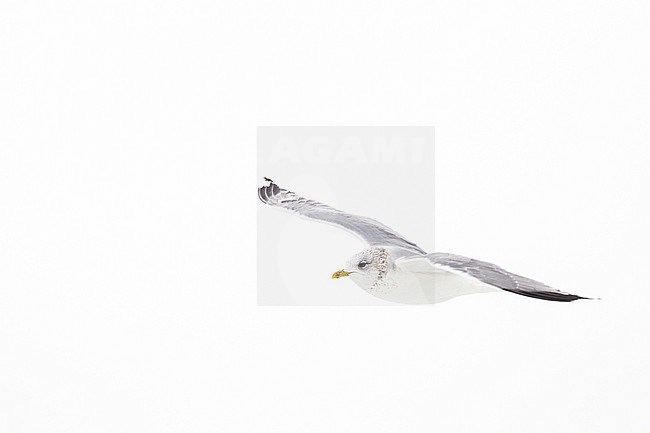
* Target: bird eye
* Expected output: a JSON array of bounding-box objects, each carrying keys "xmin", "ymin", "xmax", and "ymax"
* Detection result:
[{"xmin": 358, "ymin": 261, "xmax": 369, "ymax": 270}]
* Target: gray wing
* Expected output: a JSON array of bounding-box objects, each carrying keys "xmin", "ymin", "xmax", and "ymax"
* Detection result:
[
  {"xmin": 427, "ymin": 252, "xmax": 589, "ymax": 302},
  {"xmin": 258, "ymin": 179, "xmax": 425, "ymax": 254}
]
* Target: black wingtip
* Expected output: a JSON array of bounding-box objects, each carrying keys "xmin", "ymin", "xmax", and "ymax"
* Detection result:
[
  {"xmin": 259, "ymin": 177, "xmax": 281, "ymax": 204},
  {"xmin": 504, "ymin": 289, "xmax": 595, "ymax": 302},
  {"xmin": 570, "ymin": 293, "xmax": 600, "ymax": 301}
]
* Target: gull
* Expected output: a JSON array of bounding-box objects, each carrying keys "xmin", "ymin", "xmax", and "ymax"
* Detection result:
[{"xmin": 258, "ymin": 178, "xmax": 592, "ymax": 304}]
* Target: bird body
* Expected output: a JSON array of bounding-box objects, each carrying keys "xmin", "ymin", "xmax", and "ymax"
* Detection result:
[{"xmin": 336, "ymin": 246, "xmax": 496, "ymax": 304}]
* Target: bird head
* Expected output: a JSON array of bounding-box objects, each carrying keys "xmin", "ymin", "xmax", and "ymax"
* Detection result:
[{"xmin": 331, "ymin": 247, "xmax": 391, "ymax": 288}]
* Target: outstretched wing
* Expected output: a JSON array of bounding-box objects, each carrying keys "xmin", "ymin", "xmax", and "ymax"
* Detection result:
[
  {"xmin": 401, "ymin": 252, "xmax": 590, "ymax": 302},
  {"xmin": 258, "ymin": 179, "xmax": 425, "ymax": 254}
]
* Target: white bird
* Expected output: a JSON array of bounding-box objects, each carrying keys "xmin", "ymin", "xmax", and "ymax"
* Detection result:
[{"xmin": 258, "ymin": 178, "xmax": 592, "ymax": 304}]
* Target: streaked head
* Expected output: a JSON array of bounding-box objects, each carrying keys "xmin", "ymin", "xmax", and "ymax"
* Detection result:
[{"xmin": 331, "ymin": 247, "xmax": 391, "ymax": 288}]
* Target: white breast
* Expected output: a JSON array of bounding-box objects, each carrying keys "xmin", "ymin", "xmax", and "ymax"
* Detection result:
[{"xmin": 355, "ymin": 260, "xmax": 497, "ymax": 304}]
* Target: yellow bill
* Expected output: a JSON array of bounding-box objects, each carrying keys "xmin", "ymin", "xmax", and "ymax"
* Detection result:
[{"xmin": 331, "ymin": 269, "xmax": 351, "ymax": 279}]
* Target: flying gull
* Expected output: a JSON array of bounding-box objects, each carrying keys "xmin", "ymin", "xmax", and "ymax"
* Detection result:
[{"xmin": 258, "ymin": 178, "xmax": 592, "ymax": 304}]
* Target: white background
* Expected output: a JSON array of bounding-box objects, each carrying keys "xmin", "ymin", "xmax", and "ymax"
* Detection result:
[{"xmin": 1, "ymin": 1, "xmax": 649, "ymax": 432}]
